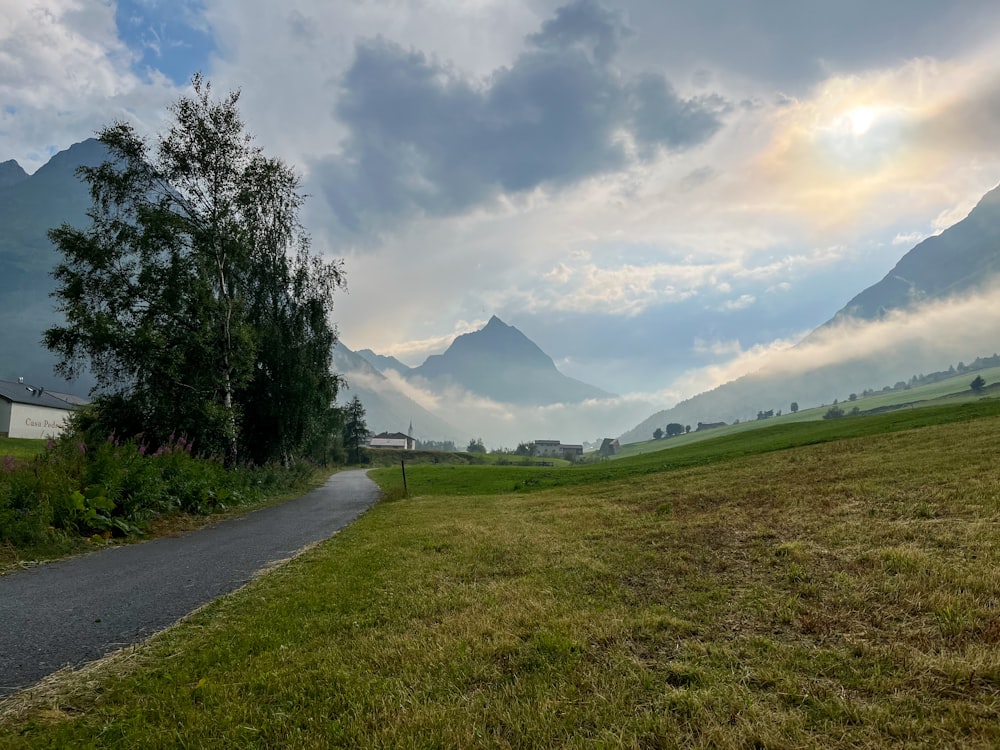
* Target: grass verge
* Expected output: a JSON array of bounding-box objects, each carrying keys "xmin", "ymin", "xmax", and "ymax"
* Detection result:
[{"xmin": 2, "ymin": 412, "xmax": 999, "ymax": 746}]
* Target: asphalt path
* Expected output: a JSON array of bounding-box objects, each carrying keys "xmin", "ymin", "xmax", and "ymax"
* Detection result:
[{"xmin": 0, "ymin": 469, "xmax": 379, "ymax": 696}]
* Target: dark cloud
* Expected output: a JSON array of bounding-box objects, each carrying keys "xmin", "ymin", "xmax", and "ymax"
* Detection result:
[
  {"xmin": 313, "ymin": 0, "xmax": 727, "ymax": 235},
  {"xmin": 630, "ymin": 73, "xmax": 728, "ymax": 155},
  {"xmin": 528, "ymin": 0, "xmax": 631, "ymax": 64},
  {"xmin": 620, "ymin": 0, "xmax": 1000, "ymax": 92}
]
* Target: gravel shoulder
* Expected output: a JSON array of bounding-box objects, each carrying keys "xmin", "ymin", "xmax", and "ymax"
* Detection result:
[{"xmin": 0, "ymin": 469, "xmax": 379, "ymax": 696}]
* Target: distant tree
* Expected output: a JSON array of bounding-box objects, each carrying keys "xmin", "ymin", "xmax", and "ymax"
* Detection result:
[
  {"xmin": 418, "ymin": 439, "xmax": 457, "ymax": 451},
  {"xmin": 515, "ymin": 441, "xmax": 536, "ymax": 456},
  {"xmin": 684, "ymin": 425, "xmax": 691, "ymax": 434},
  {"xmin": 666, "ymin": 422, "xmax": 684, "ymax": 437},
  {"xmin": 823, "ymin": 405, "xmax": 845, "ymax": 420},
  {"xmin": 971, "ymin": 374, "xmax": 986, "ymax": 393},
  {"xmin": 653, "ymin": 427, "xmax": 664, "ymax": 440},
  {"xmin": 466, "ymin": 437, "xmax": 487, "ymax": 453},
  {"xmin": 849, "ymin": 406, "xmax": 860, "ymax": 416},
  {"xmin": 848, "ymin": 393, "xmax": 857, "ymax": 402},
  {"xmin": 790, "ymin": 402, "xmax": 799, "ymax": 413},
  {"xmin": 342, "ymin": 396, "xmax": 369, "ymax": 464}
]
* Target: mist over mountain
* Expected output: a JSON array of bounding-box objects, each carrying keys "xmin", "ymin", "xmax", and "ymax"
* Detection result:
[
  {"xmin": 332, "ymin": 342, "xmax": 461, "ymax": 441},
  {"xmin": 407, "ymin": 316, "xmax": 612, "ymax": 406},
  {"xmin": 0, "ymin": 139, "xmax": 106, "ymax": 391},
  {"xmin": 356, "ymin": 349, "xmax": 412, "ymax": 375},
  {"xmin": 621, "ymin": 182, "xmax": 1000, "ymax": 444}
]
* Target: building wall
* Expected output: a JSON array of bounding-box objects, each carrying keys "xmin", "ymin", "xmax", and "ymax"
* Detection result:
[
  {"xmin": 535, "ymin": 443, "xmax": 563, "ymax": 457},
  {"xmin": 7, "ymin": 403, "xmax": 72, "ymax": 439},
  {"xmin": 0, "ymin": 400, "xmax": 10, "ymax": 437},
  {"xmin": 369, "ymin": 437, "xmax": 408, "ymax": 449}
]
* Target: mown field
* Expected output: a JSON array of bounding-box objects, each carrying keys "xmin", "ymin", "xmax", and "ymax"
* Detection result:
[{"xmin": 2, "ymin": 405, "xmax": 999, "ymax": 748}]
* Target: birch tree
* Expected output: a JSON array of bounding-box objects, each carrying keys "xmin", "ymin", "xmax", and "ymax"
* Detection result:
[{"xmin": 46, "ymin": 75, "xmax": 344, "ymax": 466}]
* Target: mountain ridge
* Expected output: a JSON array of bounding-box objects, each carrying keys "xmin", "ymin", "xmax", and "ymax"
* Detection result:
[{"xmin": 829, "ymin": 183, "xmax": 1000, "ymax": 323}]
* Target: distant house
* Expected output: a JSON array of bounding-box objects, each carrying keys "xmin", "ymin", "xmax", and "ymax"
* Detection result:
[
  {"xmin": 368, "ymin": 431, "xmax": 416, "ymax": 450},
  {"xmin": 599, "ymin": 438, "xmax": 620, "ymax": 456},
  {"xmin": 0, "ymin": 379, "xmax": 81, "ymax": 439},
  {"xmin": 696, "ymin": 421, "xmax": 727, "ymax": 432},
  {"xmin": 535, "ymin": 439, "xmax": 583, "ymax": 459}
]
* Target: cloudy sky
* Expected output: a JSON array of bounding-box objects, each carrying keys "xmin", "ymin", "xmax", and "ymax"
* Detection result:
[{"xmin": 5, "ymin": 0, "xmax": 1000, "ymax": 436}]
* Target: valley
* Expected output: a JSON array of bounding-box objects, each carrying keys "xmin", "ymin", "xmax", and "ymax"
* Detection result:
[{"xmin": 4, "ymin": 398, "xmax": 999, "ymax": 747}]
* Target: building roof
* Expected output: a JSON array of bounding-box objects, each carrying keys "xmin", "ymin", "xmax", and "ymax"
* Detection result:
[
  {"xmin": 372, "ymin": 431, "xmax": 411, "ymax": 440},
  {"xmin": 0, "ymin": 380, "xmax": 83, "ymax": 410}
]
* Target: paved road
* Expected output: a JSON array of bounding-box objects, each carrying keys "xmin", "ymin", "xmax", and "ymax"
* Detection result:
[{"xmin": 0, "ymin": 470, "xmax": 379, "ymax": 696}]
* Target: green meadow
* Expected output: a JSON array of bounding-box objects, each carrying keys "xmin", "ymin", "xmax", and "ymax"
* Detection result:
[
  {"xmin": 0, "ymin": 438, "xmax": 47, "ymax": 462},
  {"xmin": 618, "ymin": 368, "xmax": 1000, "ymax": 458},
  {"xmin": 2, "ymin": 402, "xmax": 1000, "ymax": 747}
]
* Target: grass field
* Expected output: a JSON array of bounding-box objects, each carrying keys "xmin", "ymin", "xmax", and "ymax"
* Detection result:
[
  {"xmin": 0, "ymin": 437, "xmax": 47, "ymax": 462},
  {"xmin": 2, "ymin": 405, "xmax": 999, "ymax": 747},
  {"xmin": 617, "ymin": 368, "xmax": 1000, "ymax": 459}
]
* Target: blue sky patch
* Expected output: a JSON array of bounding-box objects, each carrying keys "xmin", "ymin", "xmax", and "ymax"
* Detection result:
[{"xmin": 115, "ymin": 0, "xmax": 214, "ymax": 84}]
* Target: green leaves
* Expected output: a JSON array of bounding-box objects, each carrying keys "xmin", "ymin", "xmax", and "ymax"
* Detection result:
[{"xmin": 46, "ymin": 75, "xmax": 345, "ymax": 466}]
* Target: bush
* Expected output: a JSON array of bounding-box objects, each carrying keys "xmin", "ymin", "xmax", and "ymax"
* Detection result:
[{"xmin": 0, "ymin": 429, "xmax": 319, "ymax": 549}]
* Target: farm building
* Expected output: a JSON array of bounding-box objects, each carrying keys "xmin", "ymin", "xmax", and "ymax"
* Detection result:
[
  {"xmin": 0, "ymin": 379, "xmax": 81, "ymax": 439},
  {"xmin": 368, "ymin": 431, "xmax": 417, "ymax": 450},
  {"xmin": 535, "ymin": 439, "xmax": 584, "ymax": 459},
  {"xmin": 599, "ymin": 438, "xmax": 620, "ymax": 456}
]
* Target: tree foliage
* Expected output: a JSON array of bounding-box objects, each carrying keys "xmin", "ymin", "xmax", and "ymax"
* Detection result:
[
  {"xmin": 45, "ymin": 75, "xmax": 345, "ymax": 466},
  {"xmin": 971, "ymin": 375, "xmax": 986, "ymax": 393},
  {"xmin": 341, "ymin": 396, "xmax": 369, "ymax": 464}
]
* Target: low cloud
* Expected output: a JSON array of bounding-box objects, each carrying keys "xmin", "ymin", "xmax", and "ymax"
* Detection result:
[
  {"xmin": 663, "ymin": 282, "xmax": 1000, "ymax": 409},
  {"xmin": 341, "ymin": 360, "xmax": 655, "ymax": 448}
]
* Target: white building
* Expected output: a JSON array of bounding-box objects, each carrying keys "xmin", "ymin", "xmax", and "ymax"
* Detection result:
[
  {"xmin": 368, "ymin": 431, "xmax": 417, "ymax": 450},
  {"xmin": 0, "ymin": 380, "xmax": 81, "ymax": 439}
]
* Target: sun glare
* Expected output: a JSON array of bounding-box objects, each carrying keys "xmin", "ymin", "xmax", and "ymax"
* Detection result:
[{"xmin": 849, "ymin": 107, "xmax": 875, "ymax": 136}]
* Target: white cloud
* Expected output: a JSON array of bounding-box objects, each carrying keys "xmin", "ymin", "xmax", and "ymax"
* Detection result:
[
  {"xmin": 722, "ymin": 294, "xmax": 755, "ymax": 310},
  {"xmin": 892, "ymin": 231, "xmax": 927, "ymax": 246},
  {"xmin": 0, "ymin": 0, "xmax": 179, "ymax": 171}
]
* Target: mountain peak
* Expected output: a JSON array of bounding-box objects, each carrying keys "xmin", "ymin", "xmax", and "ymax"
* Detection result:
[
  {"xmin": 410, "ymin": 316, "xmax": 612, "ymax": 405},
  {"xmin": 0, "ymin": 159, "xmax": 28, "ymax": 190}
]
